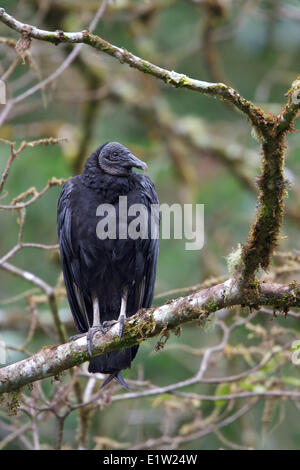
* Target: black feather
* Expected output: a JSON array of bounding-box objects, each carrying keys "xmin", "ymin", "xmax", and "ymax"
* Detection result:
[{"xmin": 57, "ymin": 142, "xmax": 159, "ymax": 388}]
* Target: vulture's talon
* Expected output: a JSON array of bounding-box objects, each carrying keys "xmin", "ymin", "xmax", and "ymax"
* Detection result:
[
  {"xmin": 102, "ymin": 317, "xmax": 125, "ymax": 339},
  {"xmin": 87, "ymin": 326, "xmax": 105, "ymax": 357},
  {"xmin": 68, "ymin": 333, "xmax": 86, "ymax": 342},
  {"xmin": 102, "ymin": 320, "xmax": 117, "ymax": 329}
]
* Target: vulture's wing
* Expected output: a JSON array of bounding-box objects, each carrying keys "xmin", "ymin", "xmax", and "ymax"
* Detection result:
[
  {"xmin": 57, "ymin": 179, "xmax": 91, "ymax": 332},
  {"xmin": 135, "ymin": 175, "xmax": 160, "ymax": 310}
]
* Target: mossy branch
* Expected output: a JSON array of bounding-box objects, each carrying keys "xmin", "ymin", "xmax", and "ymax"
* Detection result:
[
  {"xmin": 239, "ymin": 78, "xmax": 300, "ymax": 285},
  {"xmin": 0, "ymin": 7, "xmax": 267, "ymax": 129},
  {"xmin": 1, "ymin": 279, "xmax": 300, "ymax": 395}
]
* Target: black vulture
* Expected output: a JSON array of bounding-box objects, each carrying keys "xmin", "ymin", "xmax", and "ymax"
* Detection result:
[{"xmin": 57, "ymin": 142, "xmax": 159, "ymax": 389}]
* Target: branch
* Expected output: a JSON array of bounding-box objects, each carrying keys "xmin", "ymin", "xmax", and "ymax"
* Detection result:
[
  {"xmin": 1, "ymin": 279, "xmax": 300, "ymax": 395},
  {"xmin": 130, "ymin": 399, "xmax": 259, "ymax": 450},
  {"xmin": 0, "ymin": 176, "xmax": 66, "ymax": 210},
  {"xmin": 1, "ymin": 262, "xmax": 66, "ymax": 343},
  {"xmin": 0, "ymin": 8, "xmax": 267, "ymax": 130},
  {"xmin": 0, "ymin": 1, "xmax": 109, "ymax": 127},
  {"xmin": 110, "ymin": 339, "xmax": 293, "ymax": 402},
  {"xmin": 238, "ymin": 79, "xmax": 300, "ymax": 284}
]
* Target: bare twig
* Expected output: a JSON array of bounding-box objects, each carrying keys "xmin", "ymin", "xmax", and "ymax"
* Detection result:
[{"xmin": 0, "ymin": 1, "xmax": 110, "ymax": 127}]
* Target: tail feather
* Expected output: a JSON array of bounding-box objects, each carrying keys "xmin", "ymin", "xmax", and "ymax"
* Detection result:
[
  {"xmin": 114, "ymin": 371, "xmax": 130, "ymax": 390},
  {"xmin": 88, "ymin": 347, "xmax": 138, "ymax": 391},
  {"xmin": 100, "ymin": 371, "xmax": 130, "ymax": 391},
  {"xmin": 88, "ymin": 346, "xmax": 139, "ymax": 374}
]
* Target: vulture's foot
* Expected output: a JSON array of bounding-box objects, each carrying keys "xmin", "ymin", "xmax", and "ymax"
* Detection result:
[
  {"xmin": 68, "ymin": 332, "xmax": 86, "ymax": 341},
  {"xmin": 87, "ymin": 325, "xmax": 106, "ymax": 357},
  {"xmin": 102, "ymin": 314, "xmax": 125, "ymax": 339}
]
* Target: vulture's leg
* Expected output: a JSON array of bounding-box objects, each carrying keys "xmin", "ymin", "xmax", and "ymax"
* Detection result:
[
  {"xmin": 87, "ymin": 294, "xmax": 105, "ymax": 357},
  {"xmin": 103, "ymin": 287, "xmax": 128, "ymax": 339},
  {"xmin": 118, "ymin": 287, "xmax": 128, "ymax": 339}
]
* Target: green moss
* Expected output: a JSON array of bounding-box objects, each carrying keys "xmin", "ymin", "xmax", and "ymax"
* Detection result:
[
  {"xmin": 72, "ymin": 350, "xmax": 89, "ymax": 365},
  {"xmin": 205, "ymin": 298, "xmax": 219, "ymax": 313},
  {"xmin": 155, "ymin": 326, "xmax": 170, "ymax": 352},
  {"xmin": 44, "ymin": 33, "xmax": 57, "ymax": 42},
  {"xmin": 240, "ymin": 132, "xmax": 286, "ymax": 284},
  {"xmin": 5, "ymin": 388, "xmax": 24, "ymax": 416}
]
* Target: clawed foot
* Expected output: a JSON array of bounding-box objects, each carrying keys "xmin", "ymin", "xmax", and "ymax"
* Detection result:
[
  {"xmin": 87, "ymin": 325, "xmax": 106, "ymax": 357},
  {"xmin": 103, "ymin": 314, "xmax": 126, "ymax": 339},
  {"xmin": 69, "ymin": 332, "xmax": 86, "ymax": 341},
  {"xmin": 70, "ymin": 317, "xmax": 125, "ymax": 358}
]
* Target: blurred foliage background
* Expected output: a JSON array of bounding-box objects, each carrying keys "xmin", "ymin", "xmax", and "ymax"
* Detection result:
[{"xmin": 0, "ymin": 0, "xmax": 300, "ymax": 450}]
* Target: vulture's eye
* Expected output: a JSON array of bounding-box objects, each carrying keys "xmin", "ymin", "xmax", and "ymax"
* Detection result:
[{"xmin": 112, "ymin": 152, "xmax": 118, "ymax": 158}]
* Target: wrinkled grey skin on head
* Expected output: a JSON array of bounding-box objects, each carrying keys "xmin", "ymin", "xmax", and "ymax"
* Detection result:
[{"xmin": 98, "ymin": 142, "xmax": 148, "ymax": 176}]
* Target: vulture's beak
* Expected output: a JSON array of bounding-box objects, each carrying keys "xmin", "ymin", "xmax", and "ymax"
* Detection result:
[{"xmin": 125, "ymin": 153, "xmax": 148, "ymax": 172}]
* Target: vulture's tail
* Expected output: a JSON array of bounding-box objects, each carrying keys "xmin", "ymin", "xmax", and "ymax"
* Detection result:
[
  {"xmin": 88, "ymin": 345, "xmax": 138, "ymax": 390},
  {"xmin": 100, "ymin": 371, "xmax": 130, "ymax": 390}
]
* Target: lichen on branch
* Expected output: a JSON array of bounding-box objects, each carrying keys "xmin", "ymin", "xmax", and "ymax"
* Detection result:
[
  {"xmin": 0, "ymin": 7, "xmax": 267, "ymax": 129},
  {"xmin": 1, "ymin": 279, "xmax": 300, "ymax": 395}
]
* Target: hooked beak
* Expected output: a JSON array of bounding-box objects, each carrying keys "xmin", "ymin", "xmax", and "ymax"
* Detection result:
[{"xmin": 124, "ymin": 152, "xmax": 148, "ymax": 172}]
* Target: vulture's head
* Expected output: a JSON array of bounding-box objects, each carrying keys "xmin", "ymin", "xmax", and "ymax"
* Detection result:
[{"xmin": 97, "ymin": 142, "xmax": 148, "ymax": 176}]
